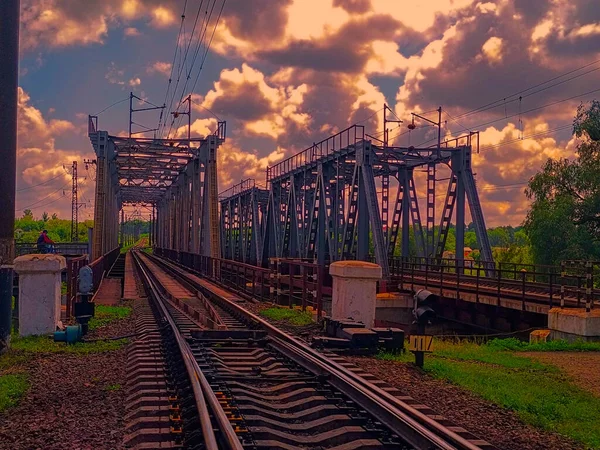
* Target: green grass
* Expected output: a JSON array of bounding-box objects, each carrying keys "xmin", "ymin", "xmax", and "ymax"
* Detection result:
[
  {"xmin": 61, "ymin": 281, "xmax": 67, "ymax": 295},
  {"xmin": 10, "ymin": 335, "xmax": 127, "ymax": 354},
  {"xmin": 381, "ymin": 338, "xmax": 600, "ymax": 448},
  {"xmin": 0, "ymin": 374, "xmax": 29, "ymax": 412},
  {"xmin": 260, "ymin": 307, "xmax": 314, "ymax": 326},
  {"xmin": 487, "ymin": 337, "xmax": 600, "ymax": 352},
  {"xmin": 88, "ymin": 304, "xmax": 132, "ymax": 331},
  {"xmin": 0, "ymin": 352, "xmax": 29, "ymax": 373},
  {"xmin": 104, "ymin": 383, "xmax": 121, "ymax": 391}
]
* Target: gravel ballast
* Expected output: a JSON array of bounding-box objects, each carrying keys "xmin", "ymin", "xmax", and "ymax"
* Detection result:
[
  {"xmin": 0, "ymin": 312, "xmax": 135, "ymax": 450},
  {"xmin": 348, "ymin": 356, "xmax": 585, "ymax": 450}
]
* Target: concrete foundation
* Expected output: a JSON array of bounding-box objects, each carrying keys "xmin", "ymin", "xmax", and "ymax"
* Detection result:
[
  {"xmin": 548, "ymin": 307, "xmax": 600, "ymax": 342},
  {"xmin": 14, "ymin": 254, "xmax": 66, "ymax": 336},
  {"xmin": 330, "ymin": 261, "xmax": 382, "ymax": 328},
  {"xmin": 375, "ymin": 292, "xmax": 413, "ymax": 326}
]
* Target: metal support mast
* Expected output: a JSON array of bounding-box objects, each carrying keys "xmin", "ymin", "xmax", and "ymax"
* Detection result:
[
  {"xmin": 129, "ymin": 92, "xmax": 165, "ymax": 138},
  {"xmin": 0, "ymin": 0, "xmax": 20, "ymax": 353},
  {"xmin": 71, "ymin": 161, "xmax": 78, "ymax": 241}
]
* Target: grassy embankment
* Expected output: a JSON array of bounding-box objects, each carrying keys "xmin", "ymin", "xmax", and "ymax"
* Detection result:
[{"xmin": 381, "ymin": 338, "xmax": 600, "ymax": 448}]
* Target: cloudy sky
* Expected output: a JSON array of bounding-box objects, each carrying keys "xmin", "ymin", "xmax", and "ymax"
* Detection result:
[{"xmin": 16, "ymin": 0, "xmax": 600, "ymax": 226}]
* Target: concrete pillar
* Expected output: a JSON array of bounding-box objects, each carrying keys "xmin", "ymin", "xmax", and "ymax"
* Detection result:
[
  {"xmin": 330, "ymin": 261, "xmax": 382, "ymax": 328},
  {"xmin": 14, "ymin": 255, "xmax": 66, "ymax": 336}
]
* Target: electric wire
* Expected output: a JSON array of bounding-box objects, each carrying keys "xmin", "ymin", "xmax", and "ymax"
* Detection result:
[
  {"xmin": 16, "ymin": 181, "xmax": 72, "ymax": 211},
  {"xmin": 412, "ymin": 86, "xmax": 600, "ymax": 149},
  {"xmin": 158, "ymin": 0, "xmax": 189, "ymax": 137},
  {"xmin": 16, "ymin": 173, "xmax": 65, "ymax": 192},
  {"xmin": 167, "ymin": 0, "xmax": 227, "ymax": 138},
  {"xmin": 94, "ymin": 97, "xmax": 130, "ymax": 116},
  {"xmin": 452, "ymin": 58, "xmax": 600, "ymax": 120}
]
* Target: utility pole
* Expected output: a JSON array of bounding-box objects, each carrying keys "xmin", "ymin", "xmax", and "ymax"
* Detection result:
[
  {"xmin": 71, "ymin": 161, "xmax": 78, "ymax": 241},
  {"xmin": 129, "ymin": 92, "xmax": 164, "ymax": 138},
  {"xmin": 171, "ymin": 94, "xmax": 192, "ymax": 146},
  {"xmin": 0, "ymin": 0, "xmax": 20, "ymax": 354}
]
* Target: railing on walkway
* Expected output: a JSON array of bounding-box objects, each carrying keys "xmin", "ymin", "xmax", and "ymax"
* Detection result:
[
  {"xmin": 65, "ymin": 255, "xmax": 88, "ymax": 319},
  {"xmin": 88, "ymin": 247, "xmax": 121, "ymax": 296},
  {"xmin": 16, "ymin": 242, "xmax": 89, "ymax": 256},
  {"xmin": 155, "ymin": 249, "xmax": 329, "ymax": 318},
  {"xmin": 389, "ymin": 257, "xmax": 599, "ymax": 312},
  {"xmin": 154, "ymin": 249, "xmax": 599, "ymax": 314}
]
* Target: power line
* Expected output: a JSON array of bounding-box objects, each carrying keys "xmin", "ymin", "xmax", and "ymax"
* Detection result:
[
  {"xmin": 453, "ymin": 58, "xmax": 600, "ymax": 120},
  {"xmin": 158, "ymin": 0, "xmax": 189, "ymax": 136},
  {"xmin": 16, "ymin": 181, "xmax": 71, "ymax": 211},
  {"xmin": 94, "ymin": 97, "xmax": 129, "ymax": 116},
  {"xmin": 166, "ymin": 0, "xmax": 215, "ymax": 137},
  {"xmin": 168, "ymin": 0, "xmax": 227, "ymax": 138},
  {"xmin": 414, "ymin": 86, "xmax": 600, "ymax": 148},
  {"xmin": 24, "ymin": 193, "xmax": 68, "ymax": 212},
  {"xmin": 16, "ymin": 173, "xmax": 65, "ymax": 192}
]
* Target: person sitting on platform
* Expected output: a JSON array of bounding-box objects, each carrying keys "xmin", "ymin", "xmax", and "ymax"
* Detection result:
[{"xmin": 36, "ymin": 230, "xmax": 55, "ymax": 254}]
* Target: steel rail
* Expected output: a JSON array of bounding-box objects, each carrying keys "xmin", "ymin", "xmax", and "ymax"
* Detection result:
[
  {"xmin": 132, "ymin": 251, "xmax": 243, "ymax": 450},
  {"xmin": 150, "ymin": 253, "xmax": 490, "ymax": 450}
]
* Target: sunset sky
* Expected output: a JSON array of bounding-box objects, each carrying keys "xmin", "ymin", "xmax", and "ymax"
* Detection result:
[{"xmin": 15, "ymin": 0, "xmax": 600, "ymax": 226}]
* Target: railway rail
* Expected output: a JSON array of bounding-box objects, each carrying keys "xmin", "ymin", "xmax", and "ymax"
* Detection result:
[{"xmin": 127, "ymin": 249, "xmax": 495, "ymax": 450}]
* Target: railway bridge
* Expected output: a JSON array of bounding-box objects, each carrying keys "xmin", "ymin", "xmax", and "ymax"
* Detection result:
[{"xmin": 86, "ymin": 115, "xmax": 598, "ymax": 335}]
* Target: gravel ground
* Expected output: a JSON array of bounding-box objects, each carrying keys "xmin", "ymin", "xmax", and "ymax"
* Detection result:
[
  {"xmin": 521, "ymin": 351, "xmax": 600, "ymax": 397},
  {"xmin": 0, "ymin": 312, "xmax": 135, "ymax": 450},
  {"xmin": 347, "ymin": 356, "xmax": 584, "ymax": 450}
]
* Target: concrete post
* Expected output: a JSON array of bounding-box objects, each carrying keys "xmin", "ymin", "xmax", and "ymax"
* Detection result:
[
  {"xmin": 14, "ymin": 255, "xmax": 66, "ymax": 336},
  {"xmin": 330, "ymin": 261, "xmax": 382, "ymax": 328}
]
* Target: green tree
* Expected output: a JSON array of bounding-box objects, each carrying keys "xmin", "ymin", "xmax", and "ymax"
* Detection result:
[
  {"xmin": 22, "ymin": 209, "xmax": 32, "ymax": 219},
  {"xmin": 41, "ymin": 211, "xmax": 49, "ymax": 222},
  {"xmin": 525, "ymin": 101, "xmax": 600, "ymax": 265}
]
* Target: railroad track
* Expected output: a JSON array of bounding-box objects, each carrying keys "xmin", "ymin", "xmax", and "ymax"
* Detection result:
[
  {"xmin": 397, "ymin": 272, "xmax": 589, "ymax": 310},
  {"xmin": 127, "ymin": 249, "xmax": 495, "ymax": 450}
]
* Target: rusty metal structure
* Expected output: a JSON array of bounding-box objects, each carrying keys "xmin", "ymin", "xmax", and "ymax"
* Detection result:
[
  {"xmin": 219, "ymin": 125, "xmax": 493, "ymax": 276},
  {"xmin": 88, "ymin": 116, "xmax": 226, "ymax": 261}
]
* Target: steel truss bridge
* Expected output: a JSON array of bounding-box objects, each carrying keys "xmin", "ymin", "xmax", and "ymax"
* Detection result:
[
  {"xmin": 219, "ymin": 125, "xmax": 492, "ymax": 275},
  {"xmin": 88, "ymin": 116, "xmax": 226, "ymax": 261},
  {"xmin": 88, "ymin": 116, "xmax": 597, "ymax": 316}
]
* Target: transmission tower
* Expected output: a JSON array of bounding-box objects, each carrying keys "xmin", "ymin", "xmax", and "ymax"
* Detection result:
[{"xmin": 71, "ymin": 161, "xmax": 78, "ymax": 241}]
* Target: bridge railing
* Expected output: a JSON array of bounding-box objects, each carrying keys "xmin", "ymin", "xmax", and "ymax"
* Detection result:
[
  {"xmin": 266, "ymin": 125, "xmax": 365, "ymax": 181},
  {"xmin": 65, "ymin": 255, "xmax": 88, "ymax": 319},
  {"xmin": 388, "ymin": 256, "xmax": 599, "ymax": 311},
  {"xmin": 88, "ymin": 247, "xmax": 121, "ymax": 294},
  {"xmin": 16, "ymin": 242, "xmax": 89, "ymax": 256},
  {"xmin": 155, "ymin": 249, "xmax": 328, "ymax": 318}
]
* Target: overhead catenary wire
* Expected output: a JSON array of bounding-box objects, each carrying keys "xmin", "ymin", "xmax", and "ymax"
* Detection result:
[
  {"xmin": 16, "ymin": 180, "xmax": 72, "ymax": 211},
  {"xmin": 412, "ymin": 86, "xmax": 600, "ymax": 149},
  {"xmin": 166, "ymin": 0, "xmax": 218, "ymax": 137},
  {"xmin": 166, "ymin": 0, "xmax": 218, "ymax": 136},
  {"xmin": 167, "ymin": 0, "xmax": 227, "ymax": 138},
  {"xmin": 16, "ymin": 173, "xmax": 65, "ymax": 192},
  {"xmin": 157, "ymin": 0, "xmax": 190, "ymax": 137},
  {"xmin": 94, "ymin": 97, "xmax": 130, "ymax": 116},
  {"xmin": 452, "ymin": 57, "xmax": 600, "ymax": 120}
]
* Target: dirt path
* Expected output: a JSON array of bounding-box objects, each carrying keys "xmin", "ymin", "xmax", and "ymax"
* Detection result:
[{"xmin": 521, "ymin": 351, "xmax": 600, "ymax": 397}]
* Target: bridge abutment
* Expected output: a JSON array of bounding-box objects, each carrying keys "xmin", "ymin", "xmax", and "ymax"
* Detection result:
[{"xmin": 548, "ymin": 307, "xmax": 600, "ymax": 342}]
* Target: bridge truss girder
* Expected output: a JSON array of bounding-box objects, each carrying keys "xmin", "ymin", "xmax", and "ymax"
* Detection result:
[
  {"xmin": 89, "ymin": 117, "xmax": 225, "ymax": 259},
  {"xmin": 219, "ymin": 125, "xmax": 494, "ymax": 276}
]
